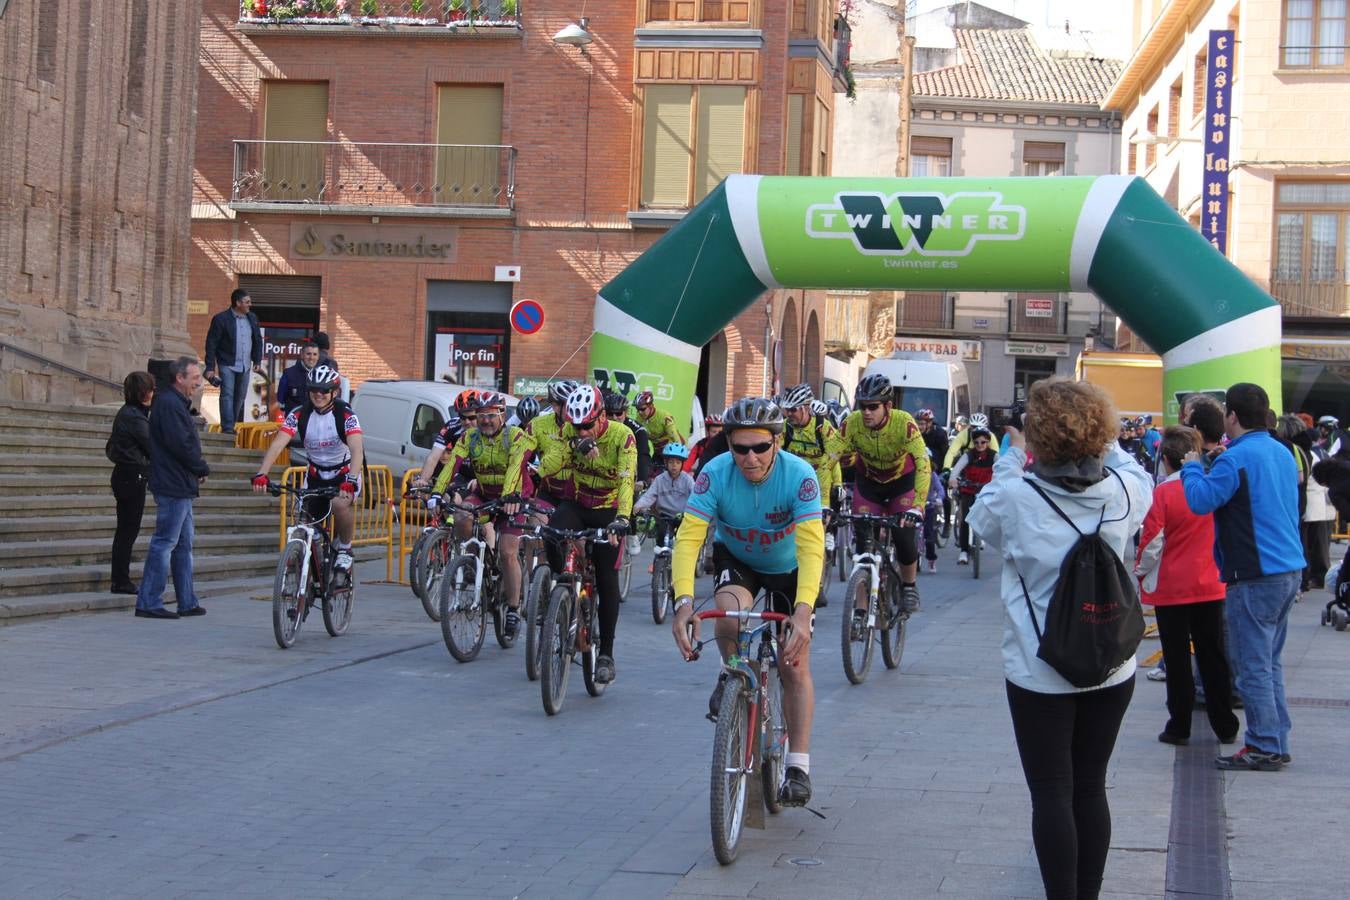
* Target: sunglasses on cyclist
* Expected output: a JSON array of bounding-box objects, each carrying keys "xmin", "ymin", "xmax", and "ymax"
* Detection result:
[
  {"xmin": 574, "ymin": 420, "xmax": 597, "ymax": 432},
  {"xmin": 730, "ymin": 440, "xmax": 773, "ymax": 456},
  {"xmin": 861, "ymin": 402, "xmax": 884, "ymax": 412}
]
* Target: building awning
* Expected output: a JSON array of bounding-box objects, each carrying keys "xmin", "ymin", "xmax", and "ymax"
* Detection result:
[{"xmin": 1283, "ymin": 338, "xmax": 1350, "ymax": 363}]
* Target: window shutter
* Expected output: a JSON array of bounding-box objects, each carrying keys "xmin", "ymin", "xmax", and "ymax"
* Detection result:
[
  {"xmin": 1023, "ymin": 141, "xmax": 1064, "ymax": 163},
  {"xmin": 814, "ymin": 100, "xmax": 829, "ymax": 175},
  {"xmin": 786, "ymin": 94, "xmax": 804, "ymax": 176},
  {"xmin": 263, "ymin": 82, "xmax": 329, "ymax": 201},
  {"xmin": 911, "ymin": 135, "xmax": 952, "ymax": 156},
  {"xmin": 643, "ymin": 85, "xmax": 694, "ymax": 207},
  {"xmin": 695, "ymin": 86, "xmax": 746, "ymax": 201},
  {"xmin": 436, "ymin": 86, "xmax": 504, "ymax": 205}
]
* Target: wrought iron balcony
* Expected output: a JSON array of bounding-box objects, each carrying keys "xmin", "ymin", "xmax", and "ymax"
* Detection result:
[
  {"xmin": 230, "ymin": 140, "xmax": 516, "ymax": 215},
  {"xmin": 1270, "ymin": 268, "xmax": 1350, "ymax": 317},
  {"xmin": 238, "ymin": 0, "xmax": 520, "ymax": 28}
]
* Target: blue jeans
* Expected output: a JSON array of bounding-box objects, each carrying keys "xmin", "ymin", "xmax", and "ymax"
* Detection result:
[
  {"xmin": 136, "ymin": 496, "xmax": 201, "ymax": 613},
  {"xmin": 1225, "ymin": 571, "xmax": 1299, "ymax": 754},
  {"xmin": 218, "ymin": 367, "xmax": 250, "ymax": 432}
]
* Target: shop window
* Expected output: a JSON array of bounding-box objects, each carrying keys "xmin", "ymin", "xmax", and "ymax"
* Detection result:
[
  {"xmin": 1022, "ymin": 141, "xmax": 1064, "ymax": 177},
  {"xmin": 410, "ymin": 403, "xmax": 446, "ymax": 450},
  {"xmin": 910, "ymin": 135, "xmax": 952, "ymax": 177},
  {"xmin": 1010, "ymin": 293, "xmax": 1065, "ymax": 335},
  {"xmin": 435, "ymin": 84, "xmax": 504, "ymax": 206},
  {"xmin": 263, "ymin": 81, "xmax": 329, "ymax": 202},
  {"xmin": 646, "ymin": 0, "xmax": 751, "ymax": 24},
  {"xmin": 1271, "ymin": 181, "xmax": 1350, "ymax": 316},
  {"xmin": 641, "ymin": 85, "xmax": 746, "ymax": 208},
  {"xmin": 1283, "ymin": 0, "xmax": 1348, "ymax": 68},
  {"xmin": 1013, "ymin": 358, "xmax": 1059, "ymax": 399}
]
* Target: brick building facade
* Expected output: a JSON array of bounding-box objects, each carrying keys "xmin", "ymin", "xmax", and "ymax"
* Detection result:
[
  {"xmin": 0, "ymin": 0, "xmax": 200, "ymax": 401},
  {"xmin": 190, "ymin": 0, "xmax": 847, "ymax": 425}
]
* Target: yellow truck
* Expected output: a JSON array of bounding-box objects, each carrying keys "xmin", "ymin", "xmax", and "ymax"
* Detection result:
[{"xmin": 1075, "ymin": 350, "xmax": 1164, "ymax": 421}]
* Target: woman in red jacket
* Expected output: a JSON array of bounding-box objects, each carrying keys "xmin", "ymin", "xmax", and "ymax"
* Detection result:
[{"xmin": 1136, "ymin": 425, "xmax": 1241, "ymax": 746}]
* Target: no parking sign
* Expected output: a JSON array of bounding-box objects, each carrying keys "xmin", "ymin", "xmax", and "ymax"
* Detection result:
[{"xmin": 510, "ymin": 299, "xmax": 544, "ymax": 335}]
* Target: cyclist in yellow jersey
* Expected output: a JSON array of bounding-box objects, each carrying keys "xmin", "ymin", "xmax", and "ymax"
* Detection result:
[
  {"xmin": 535, "ymin": 385, "xmax": 637, "ymax": 684},
  {"xmin": 670, "ymin": 396, "xmax": 824, "ymax": 807},
  {"xmin": 634, "ymin": 389, "xmax": 685, "ymax": 455},
  {"xmin": 526, "ymin": 379, "xmax": 580, "ymax": 507},
  {"xmin": 826, "ymin": 373, "xmax": 931, "ymax": 616},
  {"xmin": 780, "ymin": 385, "xmax": 839, "ymax": 607},
  {"xmin": 432, "ymin": 391, "xmax": 534, "ymax": 637}
]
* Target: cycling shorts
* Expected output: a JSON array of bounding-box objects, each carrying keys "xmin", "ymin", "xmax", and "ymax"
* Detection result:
[
  {"xmin": 852, "ymin": 471, "xmax": 918, "ymax": 516},
  {"xmin": 462, "ymin": 489, "xmax": 535, "ymax": 537},
  {"xmin": 710, "ymin": 543, "xmax": 807, "ymax": 615},
  {"xmin": 303, "ymin": 464, "xmax": 350, "ymax": 521}
]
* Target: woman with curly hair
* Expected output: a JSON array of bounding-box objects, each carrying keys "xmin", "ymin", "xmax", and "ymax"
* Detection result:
[{"xmin": 968, "ymin": 378, "xmax": 1153, "ymax": 900}]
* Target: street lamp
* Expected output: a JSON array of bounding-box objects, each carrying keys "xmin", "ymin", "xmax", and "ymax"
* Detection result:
[{"xmin": 552, "ymin": 18, "xmax": 592, "ymax": 48}]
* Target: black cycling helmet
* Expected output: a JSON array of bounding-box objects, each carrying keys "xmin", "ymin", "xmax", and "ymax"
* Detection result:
[
  {"xmin": 602, "ymin": 388, "xmax": 629, "ymax": 417},
  {"xmin": 825, "ymin": 400, "xmax": 848, "ymax": 429},
  {"xmin": 306, "ymin": 364, "xmax": 340, "ymax": 393},
  {"xmin": 516, "ymin": 396, "xmax": 540, "ymax": 424},
  {"xmin": 548, "ymin": 379, "xmax": 580, "ymax": 405},
  {"xmin": 722, "ymin": 397, "xmax": 785, "ymax": 435},
  {"xmin": 855, "ymin": 373, "xmax": 892, "ymax": 406}
]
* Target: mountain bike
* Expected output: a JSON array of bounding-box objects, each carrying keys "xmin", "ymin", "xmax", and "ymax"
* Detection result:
[
  {"xmin": 838, "ymin": 511, "xmax": 910, "ymax": 684},
  {"xmin": 437, "ymin": 498, "xmax": 521, "ymax": 662},
  {"xmin": 954, "ymin": 479, "xmax": 982, "ymax": 579},
  {"xmin": 618, "ymin": 516, "xmax": 646, "ymax": 603},
  {"xmin": 692, "ymin": 605, "xmax": 791, "ymax": 866},
  {"xmin": 834, "ymin": 485, "xmax": 853, "ymax": 582},
  {"xmin": 406, "ymin": 485, "xmax": 456, "ymax": 622},
  {"xmin": 519, "ymin": 511, "xmax": 554, "ymax": 682},
  {"xmin": 535, "ymin": 524, "xmax": 612, "ymax": 715},
  {"xmin": 267, "ymin": 482, "xmax": 354, "ymax": 649},
  {"xmin": 643, "ymin": 512, "xmax": 683, "ymax": 624}
]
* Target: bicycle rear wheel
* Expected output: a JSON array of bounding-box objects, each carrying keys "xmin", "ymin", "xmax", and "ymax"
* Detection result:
[
  {"xmin": 272, "ymin": 540, "xmax": 308, "ymax": 649},
  {"xmin": 409, "ymin": 530, "xmax": 430, "ymax": 598},
  {"xmin": 581, "ymin": 596, "xmax": 607, "ymax": 697},
  {"xmin": 934, "ymin": 508, "xmax": 949, "ymax": 549},
  {"xmin": 323, "ymin": 564, "xmax": 354, "ymax": 637},
  {"xmin": 840, "ymin": 568, "xmax": 875, "ymax": 685},
  {"xmin": 618, "ymin": 550, "xmax": 633, "ymax": 602},
  {"xmin": 540, "ymin": 583, "xmax": 575, "ymax": 715},
  {"xmin": 439, "ymin": 555, "xmax": 487, "ymax": 662},
  {"xmin": 881, "ymin": 576, "xmax": 907, "ymax": 670},
  {"xmin": 710, "ymin": 677, "xmax": 751, "ymax": 866},
  {"xmin": 836, "ymin": 521, "xmax": 851, "ymax": 582},
  {"xmin": 524, "ymin": 565, "xmax": 552, "ymax": 681},
  {"xmin": 417, "ymin": 530, "xmax": 453, "ymax": 622},
  {"xmin": 489, "ymin": 566, "xmax": 517, "ymax": 650},
  {"xmin": 651, "ymin": 558, "xmax": 671, "ymax": 624},
  {"xmin": 971, "ymin": 529, "xmax": 981, "ymax": 579}
]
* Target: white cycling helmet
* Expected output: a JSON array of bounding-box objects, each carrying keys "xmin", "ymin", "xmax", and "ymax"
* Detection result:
[
  {"xmin": 809, "ymin": 399, "xmax": 829, "ymax": 417},
  {"xmin": 565, "ymin": 384, "xmax": 604, "ymax": 425},
  {"xmin": 969, "ymin": 412, "xmax": 989, "ymax": 428},
  {"xmin": 780, "ymin": 383, "xmax": 815, "ymax": 410}
]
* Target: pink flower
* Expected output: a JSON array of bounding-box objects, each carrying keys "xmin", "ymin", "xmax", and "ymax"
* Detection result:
[{"xmin": 335, "ymin": 0, "xmax": 347, "ymax": 11}]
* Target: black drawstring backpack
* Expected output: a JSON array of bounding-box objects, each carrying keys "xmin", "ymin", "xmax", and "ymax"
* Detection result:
[{"xmin": 1015, "ymin": 470, "xmax": 1144, "ymax": 688}]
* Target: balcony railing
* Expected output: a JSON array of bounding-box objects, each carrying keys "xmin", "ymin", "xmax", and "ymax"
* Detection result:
[
  {"xmin": 1271, "ymin": 270, "xmax": 1350, "ymax": 317},
  {"xmin": 238, "ymin": 0, "xmax": 520, "ymax": 28},
  {"xmin": 1007, "ymin": 295, "xmax": 1067, "ymax": 335},
  {"xmin": 231, "ymin": 140, "xmax": 516, "ymax": 212},
  {"xmin": 896, "ymin": 291, "xmax": 953, "ymax": 330}
]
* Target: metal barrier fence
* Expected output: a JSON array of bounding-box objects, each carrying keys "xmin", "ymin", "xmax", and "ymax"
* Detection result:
[
  {"xmin": 278, "ymin": 464, "xmax": 396, "ymax": 581},
  {"xmin": 206, "ymin": 420, "xmax": 289, "ymax": 465},
  {"xmin": 393, "ymin": 469, "xmax": 432, "ymax": 585}
]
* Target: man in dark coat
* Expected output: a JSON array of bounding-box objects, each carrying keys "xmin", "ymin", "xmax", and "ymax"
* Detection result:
[
  {"xmin": 277, "ymin": 340, "xmax": 320, "ymax": 414},
  {"xmin": 136, "ymin": 357, "xmax": 211, "ymax": 619},
  {"xmin": 204, "ymin": 288, "xmax": 263, "ymax": 434}
]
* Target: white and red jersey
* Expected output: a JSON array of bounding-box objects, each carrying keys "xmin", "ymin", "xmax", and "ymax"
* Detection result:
[{"xmin": 279, "ymin": 404, "xmax": 362, "ymax": 478}]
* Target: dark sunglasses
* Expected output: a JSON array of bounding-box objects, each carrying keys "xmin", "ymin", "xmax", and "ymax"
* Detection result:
[
  {"xmin": 730, "ymin": 441, "xmax": 773, "ymax": 456},
  {"xmin": 861, "ymin": 402, "xmax": 884, "ymax": 412},
  {"xmin": 574, "ymin": 420, "xmax": 597, "ymax": 432}
]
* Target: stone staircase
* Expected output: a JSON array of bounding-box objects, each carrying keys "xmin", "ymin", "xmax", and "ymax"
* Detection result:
[{"xmin": 0, "ymin": 399, "xmax": 281, "ymax": 619}]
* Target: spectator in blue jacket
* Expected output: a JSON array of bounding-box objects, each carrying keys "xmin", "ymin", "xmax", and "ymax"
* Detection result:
[
  {"xmin": 277, "ymin": 341, "xmax": 320, "ymax": 414},
  {"xmin": 204, "ymin": 288, "xmax": 263, "ymax": 434},
  {"xmin": 1180, "ymin": 382, "xmax": 1304, "ymax": 771},
  {"xmin": 137, "ymin": 357, "xmax": 211, "ymax": 620}
]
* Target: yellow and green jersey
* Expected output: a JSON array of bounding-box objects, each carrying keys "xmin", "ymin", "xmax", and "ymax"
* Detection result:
[
  {"xmin": 782, "ymin": 413, "xmax": 839, "ymax": 506},
  {"xmin": 537, "ymin": 420, "xmax": 638, "ymax": 516},
  {"xmin": 636, "ymin": 404, "xmax": 684, "ymax": 453},
  {"xmin": 526, "ymin": 413, "xmax": 572, "ymax": 501},
  {"xmin": 433, "ymin": 425, "xmax": 533, "ymax": 499},
  {"xmin": 828, "ymin": 408, "xmax": 931, "ymax": 501}
]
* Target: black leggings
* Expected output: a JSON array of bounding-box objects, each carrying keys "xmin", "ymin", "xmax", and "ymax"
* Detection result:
[
  {"xmin": 110, "ymin": 467, "xmax": 147, "ymax": 586},
  {"xmin": 1006, "ymin": 678, "xmax": 1134, "ymax": 900},
  {"xmin": 545, "ymin": 502, "xmax": 620, "ymax": 657},
  {"xmin": 1155, "ymin": 600, "xmax": 1239, "ymax": 741}
]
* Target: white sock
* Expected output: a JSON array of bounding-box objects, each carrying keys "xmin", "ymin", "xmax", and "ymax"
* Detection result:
[{"xmin": 785, "ymin": 752, "xmax": 810, "ymax": 774}]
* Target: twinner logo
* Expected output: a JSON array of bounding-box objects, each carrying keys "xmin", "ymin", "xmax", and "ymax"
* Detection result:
[{"xmin": 805, "ymin": 191, "xmax": 1026, "ymax": 257}]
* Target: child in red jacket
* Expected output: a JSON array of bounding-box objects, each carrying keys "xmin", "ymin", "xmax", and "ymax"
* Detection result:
[{"xmin": 1136, "ymin": 426, "xmax": 1240, "ymax": 746}]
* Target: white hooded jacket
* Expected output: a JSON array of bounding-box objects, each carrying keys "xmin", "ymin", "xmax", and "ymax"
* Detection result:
[{"xmin": 968, "ymin": 442, "xmax": 1153, "ymax": 694}]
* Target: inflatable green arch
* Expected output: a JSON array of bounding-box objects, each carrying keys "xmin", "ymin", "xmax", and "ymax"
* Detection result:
[{"xmin": 589, "ymin": 174, "xmax": 1281, "ymax": 424}]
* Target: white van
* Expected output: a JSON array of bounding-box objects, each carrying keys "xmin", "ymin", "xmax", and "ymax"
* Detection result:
[
  {"xmin": 860, "ymin": 356, "xmax": 970, "ymax": 429},
  {"xmin": 351, "ymin": 380, "xmax": 517, "ymax": 478}
]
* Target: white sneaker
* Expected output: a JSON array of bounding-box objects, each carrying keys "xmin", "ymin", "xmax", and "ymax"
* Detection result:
[
  {"xmin": 825, "ymin": 532, "xmax": 836, "ymax": 553},
  {"xmin": 1146, "ymin": 665, "xmax": 1167, "ymax": 682},
  {"xmin": 626, "ymin": 535, "xmax": 641, "ymax": 555},
  {"xmin": 958, "ymin": 551, "xmax": 969, "ymax": 565},
  {"xmin": 927, "ymin": 559, "xmax": 937, "ymax": 574},
  {"xmin": 335, "ymin": 550, "xmax": 354, "ymax": 572}
]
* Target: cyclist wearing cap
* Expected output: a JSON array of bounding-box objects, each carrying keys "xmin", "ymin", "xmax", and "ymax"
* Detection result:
[
  {"xmin": 671, "ymin": 396, "xmax": 824, "ymax": 807},
  {"xmin": 412, "ymin": 388, "xmax": 480, "ymax": 491},
  {"xmin": 432, "ymin": 391, "xmax": 535, "ymax": 638},
  {"xmin": 536, "ymin": 384, "xmax": 638, "ymax": 684},
  {"xmin": 827, "ymin": 373, "xmax": 930, "ymax": 614},
  {"xmin": 633, "ymin": 442, "xmax": 695, "ymax": 547},
  {"xmin": 948, "ymin": 427, "xmax": 996, "ymax": 566},
  {"xmin": 780, "ymin": 384, "xmax": 841, "ymax": 581},
  {"xmin": 943, "ymin": 412, "xmax": 996, "ymax": 470},
  {"xmin": 252, "ymin": 366, "xmax": 364, "ymax": 574},
  {"xmin": 634, "ymin": 389, "xmax": 685, "ymax": 456},
  {"xmin": 526, "ymin": 380, "xmax": 581, "ymax": 506}
]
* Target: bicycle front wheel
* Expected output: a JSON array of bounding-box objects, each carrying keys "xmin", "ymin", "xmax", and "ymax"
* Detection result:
[
  {"xmin": 272, "ymin": 540, "xmax": 308, "ymax": 649},
  {"xmin": 323, "ymin": 564, "xmax": 354, "ymax": 637},
  {"xmin": 881, "ymin": 576, "xmax": 907, "ymax": 670},
  {"xmin": 618, "ymin": 550, "xmax": 633, "ymax": 602},
  {"xmin": 439, "ymin": 555, "xmax": 487, "ymax": 663},
  {"xmin": 840, "ymin": 568, "xmax": 875, "ymax": 685},
  {"xmin": 540, "ymin": 583, "xmax": 575, "ymax": 715},
  {"xmin": 581, "ymin": 596, "xmax": 607, "ymax": 698},
  {"xmin": 761, "ymin": 660, "xmax": 788, "ymax": 816},
  {"xmin": 836, "ymin": 521, "xmax": 851, "ymax": 582},
  {"xmin": 524, "ymin": 565, "xmax": 552, "ymax": 682},
  {"xmin": 650, "ymin": 558, "xmax": 671, "ymax": 624},
  {"xmin": 417, "ymin": 530, "xmax": 454, "ymax": 622},
  {"xmin": 710, "ymin": 677, "xmax": 751, "ymax": 866}
]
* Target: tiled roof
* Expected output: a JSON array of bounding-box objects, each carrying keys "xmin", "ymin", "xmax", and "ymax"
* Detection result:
[{"xmin": 913, "ymin": 28, "xmax": 1122, "ymax": 105}]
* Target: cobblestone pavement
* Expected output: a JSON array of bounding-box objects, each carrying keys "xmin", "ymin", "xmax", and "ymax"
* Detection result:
[{"xmin": 1, "ymin": 549, "xmax": 1346, "ymax": 898}]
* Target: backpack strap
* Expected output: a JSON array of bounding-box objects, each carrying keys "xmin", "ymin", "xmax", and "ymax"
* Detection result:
[
  {"xmin": 1012, "ymin": 563, "xmax": 1043, "ymax": 641},
  {"xmin": 1022, "ymin": 477, "xmax": 1087, "ymax": 536}
]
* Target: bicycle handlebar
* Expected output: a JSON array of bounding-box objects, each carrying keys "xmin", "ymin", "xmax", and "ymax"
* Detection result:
[
  {"xmin": 530, "ymin": 524, "xmax": 611, "ymax": 543},
  {"xmin": 696, "ymin": 610, "xmax": 788, "ymax": 623},
  {"xmin": 265, "ymin": 481, "xmax": 339, "ymax": 499},
  {"xmin": 837, "ymin": 511, "xmax": 915, "ymax": 528}
]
